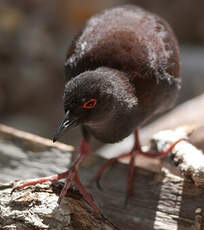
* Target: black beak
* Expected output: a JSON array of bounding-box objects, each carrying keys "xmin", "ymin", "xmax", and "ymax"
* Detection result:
[{"xmin": 53, "ymin": 111, "xmax": 79, "ymax": 142}]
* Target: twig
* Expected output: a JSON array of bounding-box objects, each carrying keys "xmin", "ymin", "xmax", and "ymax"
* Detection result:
[{"xmin": 151, "ymin": 126, "xmax": 204, "ymax": 186}]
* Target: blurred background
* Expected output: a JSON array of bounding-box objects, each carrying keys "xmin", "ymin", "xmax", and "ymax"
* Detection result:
[{"xmin": 0, "ymin": 0, "xmax": 204, "ymax": 150}]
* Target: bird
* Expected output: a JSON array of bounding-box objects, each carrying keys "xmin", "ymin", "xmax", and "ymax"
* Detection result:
[{"xmin": 13, "ymin": 5, "xmax": 183, "ymax": 214}]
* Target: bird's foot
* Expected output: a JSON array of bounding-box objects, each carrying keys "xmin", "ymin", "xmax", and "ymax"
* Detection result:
[
  {"xmin": 138, "ymin": 137, "xmax": 186, "ymax": 158},
  {"xmin": 95, "ymin": 150, "xmax": 139, "ymax": 204},
  {"xmin": 12, "ymin": 138, "xmax": 100, "ymax": 214},
  {"xmin": 11, "ymin": 170, "xmax": 70, "ymax": 193},
  {"xmin": 12, "ymin": 168, "xmax": 100, "ymax": 213},
  {"xmin": 96, "ymin": 136, "xmax": 186, "ymax": 205}
]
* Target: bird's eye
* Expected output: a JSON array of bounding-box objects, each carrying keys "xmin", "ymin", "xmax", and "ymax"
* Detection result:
[{"xmin": 83, "ymin": 98, "xmax": 97, "ymax": 109}]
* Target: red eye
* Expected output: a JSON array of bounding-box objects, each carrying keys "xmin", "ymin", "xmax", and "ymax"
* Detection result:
[{"xmin": 83, "ymin": 98, "xmax": 97, "ymax": 109}]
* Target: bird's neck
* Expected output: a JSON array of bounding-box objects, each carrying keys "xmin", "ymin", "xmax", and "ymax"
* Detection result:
[{"xmin": 85, "ymin": 67, "xmax": 141, "ymax": 142}]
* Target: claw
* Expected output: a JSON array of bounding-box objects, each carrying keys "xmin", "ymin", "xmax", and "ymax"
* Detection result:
[
  {"xmin": 124, "ymin": 195, "xmax": 129, "ymax": 207},
  {"xmin": 96, "ymin": 177, "xmax": 103, "ymax": 191},
  {"xmin": 8, "ymin": 138, "xmax": 101, "ymax": 213},
  {"xmin": 57, "ymin": 197, "xmax": 62, "ymax": 205},
  {"xmin": 11, "ymin": 186, "xmax": 19, "ymax": 194}
]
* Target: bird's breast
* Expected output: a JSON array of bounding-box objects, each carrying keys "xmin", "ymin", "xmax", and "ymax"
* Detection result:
[{"xmin": 85, "ymin": 108, "xmax": 148, "ymax": 143}]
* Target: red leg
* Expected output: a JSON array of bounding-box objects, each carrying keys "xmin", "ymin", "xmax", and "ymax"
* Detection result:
[
  {"xmin": 12, "ymin": 171, "xmax": 70, "ymax": 191},
  {"xmin": 12, "ymin": 137, "xmax": 99, "ymax": 213},
  {"xmin": 96, "ymin": 129, "xmax": 141, "ymax": 192},
  {"xmin": 57, "ymin": 137, "xmax": 90, "ymax": 204},
  {"xmin": 57, "ymin": 168, "xmax": 76, "ymax": 204},
  {"xmin": 96, "ymin": 152, "xmax": 132, "ymax": 190},
  {"xmin": 75, "ymin": 173, "xmax": 100, "ymax": 213},
  {"xmin": 138, "ymin": 137, "xmax": 186, "ymax": 158},
  {"xmin": 96, "ymin": 129, "xmax": 185, "ymax": 203},
  {"xmin": 125, "ymin": 149, "xmax": 138, "ymax": 205}
]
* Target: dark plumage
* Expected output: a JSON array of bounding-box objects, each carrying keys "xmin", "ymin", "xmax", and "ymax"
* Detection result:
[
  {"xmin": 14, "ymin": 5, "xmax": 181, "ymax": 214},
  {"xmin": 62, "ymin": 5, "xmax": 181, "ymax": 143}
]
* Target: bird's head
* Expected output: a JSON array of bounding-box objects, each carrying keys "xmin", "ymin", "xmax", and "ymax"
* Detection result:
[{"xmin": 53, "ymin": 68, "xmax": 124, "ymax": 142}]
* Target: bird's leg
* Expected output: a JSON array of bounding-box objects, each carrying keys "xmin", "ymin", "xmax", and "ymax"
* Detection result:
[
  {"xmin": 74, "ymin": 173, "xmax": 99, "ymax": 213},
  {"xmin": 57, "ymin": 137, "xmax": 90, "ymax": 204},
  {"xmin": 96, "ymin": 152, "xmax": 132, "ymax": 190},
  {"xmin": 96, "ymin": 129, "xmax": 185, "ymax": 203},
  {"xmin": 12, "ymin": 138, "xmax": 100, "ymax": 213},
  {"xmin": 96, "ymin": 129, "xmax": 141, "ymax": 200}
]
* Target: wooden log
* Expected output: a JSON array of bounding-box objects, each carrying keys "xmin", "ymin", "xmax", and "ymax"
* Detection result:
[
  {"xmin": 0, "ymin": 123, "xmax": 204, "ymax": 229},
  {"xmin": 0, "ymin": 182, "xmax": 117, "ymax": 230},
  {"xmin": 0, "ymin": 156, "xmax": 203, "ymax": 230}
]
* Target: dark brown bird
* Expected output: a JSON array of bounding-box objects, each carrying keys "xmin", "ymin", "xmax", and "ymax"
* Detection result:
[{"xmin": 14, "ymin": 5, "xmax": 182, "ymax": 213}]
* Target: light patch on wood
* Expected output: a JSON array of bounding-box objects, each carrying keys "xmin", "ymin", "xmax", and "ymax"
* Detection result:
[{"xmin": 153, "ymin": 172, "xmax": 184, "ymax": 230}]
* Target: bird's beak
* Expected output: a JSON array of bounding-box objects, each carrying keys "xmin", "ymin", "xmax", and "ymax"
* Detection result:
[{"xmin": 53, "ymin": 111, "xmax": 79, "ymax": 142}]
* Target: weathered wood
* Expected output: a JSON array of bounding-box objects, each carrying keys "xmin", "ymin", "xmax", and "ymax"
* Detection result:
[
  {"xmin": 0, "ymin": 124, "xmax": 74, "ymax": 183},
  {"xmin": 0, "ymin": 123, "xmax": 204, "ymax": 229},
  {"xmin": 0, "ymin": 182, "xmax": 117, "ymax": 230},
  {"xmin": 0, "ymin": 123, "xmax": 74, "ymax": 153}
]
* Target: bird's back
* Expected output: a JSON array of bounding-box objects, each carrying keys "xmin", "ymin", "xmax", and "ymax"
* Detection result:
[
  {"xmin": 65, "ymin": 5, "xmax": 180, "ymax": 80},
  {"xmin": 65, "ymin": 5, "xmax": 181, "ymax": 119}
]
